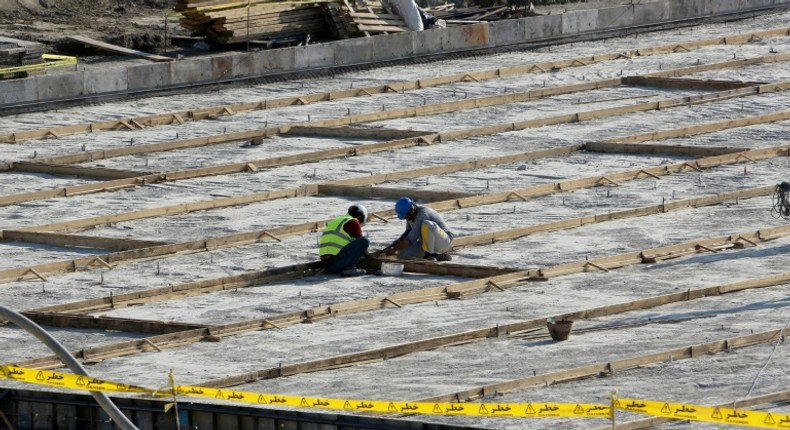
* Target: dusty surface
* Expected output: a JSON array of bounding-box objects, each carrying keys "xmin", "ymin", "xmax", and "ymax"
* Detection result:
[{"xmin": 0, "ymin": 0, "xmax": 177, "ymax": 51}]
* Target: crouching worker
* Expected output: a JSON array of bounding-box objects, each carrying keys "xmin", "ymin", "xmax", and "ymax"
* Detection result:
[
  {"xmin": 319, "ymin": 204, "xmax": 370, "ymax": 277},
  {"xmin": 379, "ymin": 197, "xmax": 453, "ymax": 261}
]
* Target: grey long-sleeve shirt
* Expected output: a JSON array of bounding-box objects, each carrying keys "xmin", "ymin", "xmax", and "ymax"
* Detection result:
[{"xmin": 400, "ymin": 205, "xmax": 453, "ymax": 245}]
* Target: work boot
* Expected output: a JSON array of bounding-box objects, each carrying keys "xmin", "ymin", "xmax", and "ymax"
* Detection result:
[
  {"xmin": 425, "ymin": 252, "xmax": 452, "ymax": 262},
  {"xmin": 341, "ymin": 267, "xmax": 366, "ymax": 277}
]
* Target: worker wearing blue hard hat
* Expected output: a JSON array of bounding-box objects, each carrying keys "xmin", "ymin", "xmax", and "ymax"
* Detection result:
[
  {"xmin": 377, "ymin": 197, "xmax": 454, "ymax": 261},
  {"xmin": 319, "ymin": 204, "xmax": 370, "ymax": 277}
]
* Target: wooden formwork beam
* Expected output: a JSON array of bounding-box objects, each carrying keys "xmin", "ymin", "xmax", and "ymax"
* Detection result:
[
  {"xmin": 316, "ymin": 184, "xmax": 475, "ymax": 201},
  {"xmin": 8, "ymin": 162, "xmax": 147, "ymax": 179},
  {"xmin": 285, "ymin": 126, "xmax": 433, "ymax": 139},
  {"xmin": 20, "ymin": 312, "xmax": 209, "ymax": 334},
  {"xmin": 1, "ymin": 28, "xmax": 786, "ymax": 144},
  {"xmin": 417, "ymin": 328, "xmax": 790, "ymax": 404},
  {"xmin": 1, "ymin": 231, "xmax": 170, "ymax": 251},
  {"xmin": 584, "ymin": 142, "xmax": 745, "ymax": 157},
  {"xmin": 600, "ymin": 109, "xmax": 790, "ymax": 145},
  {"xmin": 642, "ymin": 52, "xmax": 790, "ymax": 79},
  {"xmin": 622, "ymin": 76, "xmax": 762, "ymax": 90},
  {"xmin": 197, "ymin": 271, "xmax": 790, "ymax": 388}
]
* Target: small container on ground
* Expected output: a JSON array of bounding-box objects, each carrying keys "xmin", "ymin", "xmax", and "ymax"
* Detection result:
[
  {"xmin": 547, "ymin": 319, "xmax": 573, "ymax": 341},
  {"xmin": 380, "ymin": 262, "xmax": 404, "ymax": 276}
]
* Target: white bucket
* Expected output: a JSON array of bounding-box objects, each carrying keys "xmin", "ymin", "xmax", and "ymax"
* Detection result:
[{"xmin": 380, "ymin": 262, "xmax": 404, "ymax": 276}]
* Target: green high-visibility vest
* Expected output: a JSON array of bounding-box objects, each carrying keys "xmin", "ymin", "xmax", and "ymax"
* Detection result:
[{"xmin": 319, "ymin": 214, "xmax": 353, "ymax": 256}]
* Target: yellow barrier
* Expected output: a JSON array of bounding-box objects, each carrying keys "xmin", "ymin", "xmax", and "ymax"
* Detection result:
[
  {"xmin": 3, "ymin": 365, "xmax": 788, "ymax": 427},
  {"xmin": 0, "ymin": 54, "xmax": 77, "ymax": 75},
  {"xmin": 618, "ymin": 398, "xmax": 790, "ymax": 429}
]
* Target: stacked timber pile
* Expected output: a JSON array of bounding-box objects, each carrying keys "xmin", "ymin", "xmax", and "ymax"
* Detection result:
[
  {"xmin": 176, "ymin": 0, "xmax": 331, "ymax": 44},
  {"xmin": 336, "ymin": 0, "xmax": 410, "ymax": 37},
  {"xmin": 429, "ymin": 3, "xmax": 533, "ymax": 24},
  {"xmin": 0, "ymin": 36, "xmax": 45, "ymax": 80}
]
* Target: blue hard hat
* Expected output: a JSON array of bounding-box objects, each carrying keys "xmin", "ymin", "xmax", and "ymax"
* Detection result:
[{"xmin": 395, "ymin": 197, "xmax": 413, "ymax": 219}]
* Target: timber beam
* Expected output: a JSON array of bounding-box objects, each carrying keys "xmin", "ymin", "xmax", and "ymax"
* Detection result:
[
  {"xmin": 20, "ymin": 311, "xmax": 209, "ymax": 334},
  {"xmin": 1, "ymin": 230, "xmax": 170, "ymax": 251},
  {"xmin": 584, "ymin": 142, "xmax": 745, "ymax": 157},
  {"xmin": 8, "ymin": 162, "xmax": 148, "ymax": 179},
  {"xmin": 3, "ymin": 27, "xmax": 787, "ymax": 144},
  {"xmin": 285, "ymin": 126, "xmax": 433, "ymax": 140},
  {"xmin": 622, "ymin": 76, "xmax": 762, "ymax": 90},
  {"xmin": 316, "ymin": 184, "xmax": 476, "ymax": 201}
]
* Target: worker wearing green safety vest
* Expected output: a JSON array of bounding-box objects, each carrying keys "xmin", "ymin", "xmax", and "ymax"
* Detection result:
[{"xmin": 319, "ymin": 204, "xmax": 370, "ymax": 277}]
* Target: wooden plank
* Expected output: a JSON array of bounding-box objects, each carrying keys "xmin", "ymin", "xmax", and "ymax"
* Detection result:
[
  {"xmin": 584, "ymin": 142, "xmax": 744, "ymax": 157},
  {"xmin": 10, "ymin": 162, "xmax": 147, "ymax": 179},
  {"xmin": 1, "ymin": 231, "xmax": 169, "ymax": 251},
  {"xmin": 317, "ymin": 184, "xmax": 475, "ymax": 201},
  {"xmin": 67, "ymin": 36, "xmax": 173, "ymax": 62},
  {"xmin": 622, "ymin": 76, "xmax": 760, "ymax": 90},
  {"xmin": 286, "ymin": 126, "xmax": 433, "ymax": 139},
  {"xmin": 20, "ymin": 312, "xmax": 208, "ymax": 334}
]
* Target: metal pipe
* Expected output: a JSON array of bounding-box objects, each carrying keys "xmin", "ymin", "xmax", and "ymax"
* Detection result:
[{"xmin": 0, "ymin": 305, "xmax": 139, "ymax": 430}]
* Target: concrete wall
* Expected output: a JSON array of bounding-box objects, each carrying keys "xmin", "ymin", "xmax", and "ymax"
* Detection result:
[{"xmin": 2, "ymin": 0, "xmax": 789, "ymax": 108}]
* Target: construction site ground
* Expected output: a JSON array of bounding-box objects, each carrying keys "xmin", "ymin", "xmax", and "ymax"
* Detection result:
[{"xmin": 0, "ymin": 8, "xmax": 789, "ymax": 430}]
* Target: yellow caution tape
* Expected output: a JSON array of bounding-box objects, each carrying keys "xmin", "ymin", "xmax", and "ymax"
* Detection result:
[
  {"xmin": 175, "ymin": 384, "xmax": 612, "ymax": 418},
  {"xmin": 0, "ymin": 365, "xmax": 149, "ymax": 394},
  {"xmin": 617, "ymin": 398, "xmax": 790, "ymax": 429},
  {"xmin": 0, "ymin": 54, "xmax": 77, "ymax": 75},
  {"xmin": 3, "ymin": 365, "xmax": 786, "ymax": 427}
]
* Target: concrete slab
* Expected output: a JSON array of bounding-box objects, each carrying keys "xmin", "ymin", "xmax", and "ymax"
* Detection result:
[
  {"xmin": 255, "ymin": 48, "xmax": 295, "ymax": 74},
  {"xmin": 127, "ymin": 62, "xmax": 171, "ymax": 91},
  {"xmin": 171, "ymin": 57, "xmax": 213, "ymax": 86},
  {"xmin": 597, "ymin": 5, "xmax": 635, "ymax": 28},
  {"xmin": 35, "ymin": 71, "xmax": 84, "ymax": 101},
  {"xmin": 443, "ymin": 23, "xmax": 490, "ymax": 51},
  {"xmin": 413, "ymin": 27, "xmax": 444, "ymax": 56},
  {"xmin": 562, "ymin": 9, "xmax": 598, "ymax": 35},
  {"xmin": 668, "ymin": 0, "xmax": 710, "ymax": 18},
  {"xmin": 334, "ymin": 37, "xmax": 374, "ymax": 66},
  {"xmin": 371, "ymin": 31, "xmax": 413, "ymax": 61},
  {"xmin": 745, "ymin": 0, "xmax": 777, "ymax": 7},
  {"xmin": 710, "ymin": 0, "xmax": 742, "ymax": 14},
  {"xmin": 490, "ymin": 18, "xmax": 526, "ymax": 47},
  {"xmin": 83, "ymin": 67, "xmax": 127, "ymax": 95},
  {"xmin": 0, "ymin": 78, "xmax": 36, "ymax": 106},
  {"xmin": 525, "ymin": 14, "xmax": 562, "ymax": 40},
  {"xmin": 633, "ymin": 0, "xmax": 671, "ymax": 25}
]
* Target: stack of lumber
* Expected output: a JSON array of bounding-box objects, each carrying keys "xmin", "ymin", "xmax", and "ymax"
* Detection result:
[
  {"xmin": 336, "ymin": 0, "xmax": 409, "ymax": 37},
  {"xmin": 0, "ymin": 36, "xmax": 45, "ymax": 79},
  {"xmin": 428, "ymin": 4, "xmax": 528, "ymax": 24},
  {"xmin": 176, "ymin": 0, "xmax": 331, "ymax": 44}
]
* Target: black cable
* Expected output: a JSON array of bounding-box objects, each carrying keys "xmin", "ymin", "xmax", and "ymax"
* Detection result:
[{"xmin": 770, "ymin": 182, "xmax": 790, "ymax": 219}]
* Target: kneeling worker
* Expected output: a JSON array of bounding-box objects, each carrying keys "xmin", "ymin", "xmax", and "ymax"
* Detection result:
[
  {"xmin": 380, "ymin": 197, "xmax": 453, "ymax": 261},
  {"xmin": 319, "ymin": 204, "xmax": 370, "ymax": 277}
]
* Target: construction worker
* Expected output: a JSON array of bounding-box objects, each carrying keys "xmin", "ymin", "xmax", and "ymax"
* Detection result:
[
  {"xmin": 379, "ymin": 197, "xmax": 453, "ymax": 261},
  {"xmin": 319, "ymin": 204, "xmax": 370, "ymax": 277}
]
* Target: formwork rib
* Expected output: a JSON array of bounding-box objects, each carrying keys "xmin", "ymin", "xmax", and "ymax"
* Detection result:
[{"xmin": 1, "ymin": 27, "xmax": 787, "ymax": 144}]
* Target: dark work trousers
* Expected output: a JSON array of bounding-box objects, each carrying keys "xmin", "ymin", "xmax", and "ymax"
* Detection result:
[{"xmin": 325, "ymin": 237, "xmax": 370, "ymax": 274}]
